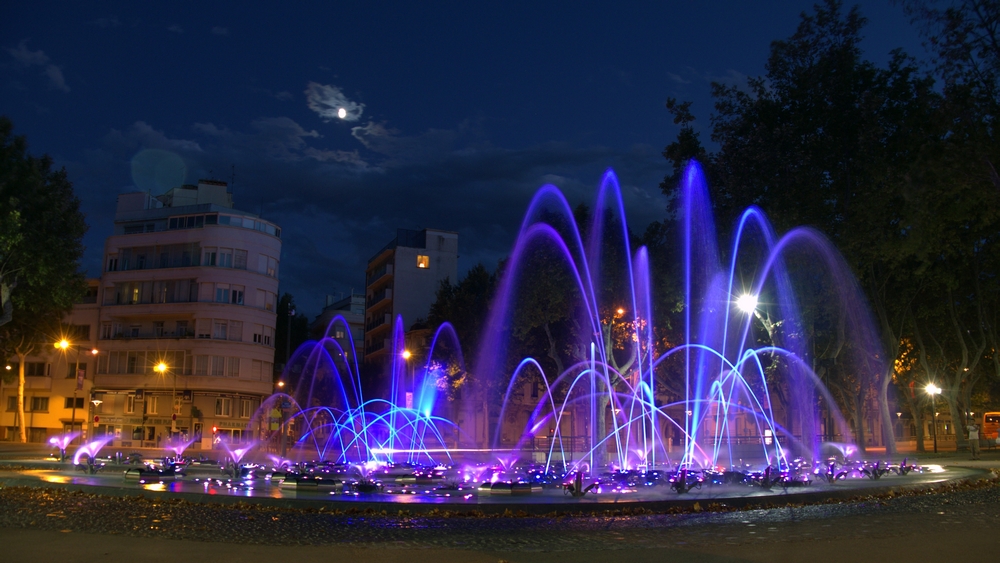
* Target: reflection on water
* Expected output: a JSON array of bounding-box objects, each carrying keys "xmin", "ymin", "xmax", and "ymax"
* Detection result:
[{"xmin": 0, "ymin": 465, "xmax": 978, "ymax": 506}]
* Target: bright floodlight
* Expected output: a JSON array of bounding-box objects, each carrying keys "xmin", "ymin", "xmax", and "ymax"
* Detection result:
[
  {"xmin": 56, "ymin": 339, "xmax": 70, "ymax": 350},
  {"xmin": 337, "ymin": 107, "xmax": 347, "ymax": 119},
  {"xmin": 926, "ymin": 383, "xmax": 941, "ymax": 395},
  {"xmin": 402, "ymin": 349, "xmax": 412, "ymax": 360},
  {"xmin": 736, "ymin": 294, "xmax": 757, "ymax": 314},
  {"xmin": 155, "ymin": 362, "xmax": 168, "ymax": 374}
]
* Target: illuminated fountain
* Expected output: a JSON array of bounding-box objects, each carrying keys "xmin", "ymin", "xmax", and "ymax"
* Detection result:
[
  {"xmin": 248, "ymin": 161, "xmax": 891, "ymax": 495},
  {"xmin": 164, "ymin": 436, "xmax": 197, "ymax": 460},
  {"xmin": 48, "ymin": 432, "xmax": 80, "ymax": 462},
  {"xmin": 72, "ymin": 436, "xmax": 113, "ymax": 474}
]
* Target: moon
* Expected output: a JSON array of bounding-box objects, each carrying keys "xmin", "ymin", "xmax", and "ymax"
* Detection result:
[{"xmin": 337, "ymin": 107, "xmax": 347, "ymax": 119}]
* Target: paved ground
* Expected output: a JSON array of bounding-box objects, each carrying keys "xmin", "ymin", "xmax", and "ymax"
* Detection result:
[{"xmin": 1, "ymin": 444, "xmax": 998, "ymax": 562}]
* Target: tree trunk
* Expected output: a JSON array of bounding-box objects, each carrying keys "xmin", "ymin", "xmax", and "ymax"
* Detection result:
[
  {"xmin": 878, "ymin": 367, "xmax": 896, "ymax": 456},
  {"xmin": 17, "ymin": 352, "xmax": 26, "ymax": 443},
  {"xmin": 594, "ymin": 383, "xmax": 610, "ymax": 469},
  {"xmin": 852, "ymin": 392, "xmax": 867, "ymax": 455}
]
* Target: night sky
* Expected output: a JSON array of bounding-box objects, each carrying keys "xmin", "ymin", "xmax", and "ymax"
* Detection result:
[{"xmin": 1, "ymin": 1, "xmax": 923, "ymax": 317}]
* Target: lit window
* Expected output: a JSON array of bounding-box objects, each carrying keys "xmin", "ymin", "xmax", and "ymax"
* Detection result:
[{"xmin": 416, "ymin": 255, "xmax": 429, "ymax": 269}]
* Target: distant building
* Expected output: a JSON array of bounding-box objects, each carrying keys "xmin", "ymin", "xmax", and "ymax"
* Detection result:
[
  {"xmin": 2, "ymin": 180, "xmax": 282, "ymax": 447},
  {"xmin": 363, "ymin": 228, "xmax": 458, "ymax": 368},
  {"xmin": 310, "ymin": 293, "xmax": 365, "ymax": 367}
]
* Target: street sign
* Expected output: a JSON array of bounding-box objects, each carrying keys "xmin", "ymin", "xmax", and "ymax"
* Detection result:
[
  {"xmin": 94, "ymin": 415, "xmax": 99, "ymax": 423},
  {"xmin": 281, "ymin": 401, "xmax": 291, "ymax": 409}
]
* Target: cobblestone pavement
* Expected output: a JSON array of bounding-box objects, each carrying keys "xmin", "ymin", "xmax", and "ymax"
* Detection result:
[{"xmin": 2, "ymin": 473, "xmax": 1000, "ymax": 562}]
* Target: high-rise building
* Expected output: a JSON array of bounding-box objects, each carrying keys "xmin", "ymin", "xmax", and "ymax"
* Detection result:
[
  {"xmin": 363, "ymin": 228, "xmax": 458, "ymax": 368},
  {"xmin": 2, "ymin": 180, "xmax": 282, "ymax": 447}
]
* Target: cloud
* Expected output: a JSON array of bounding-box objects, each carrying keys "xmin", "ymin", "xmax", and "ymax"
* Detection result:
[
  {"xmin": 44, "ymin": 65, "xmax": 69, "ymax": 92},
  {"xmin": 274, "ymin": 91, "xmax": 293, "ymax": 101},
  {"xmin": 92, "ymin": 17, "xmax": 120, "ymax": 28},
  {"xmin": 5, "ymin": 40, "xmax": 70, "ymax": 92},
  {"xmin": 73, "ymin": 116, "xmax": 667, "ymax": 317},
  {"xmin": 105, "ymin": 121, "xmax": 203, "ymax": 153},
  {"xmin": 305, "ymin": 82, "xmax": 365, "ymax": 122},
  {"xmin": 6, "ymin": 40, "xmax": 50, "ymax": 66},
  {"xmin": 168, "ymin": 25, "xmax": 184, "ymax": 34},
  {"xmin": 211, "ymin": 27, "xmax": 229, "ymax": 36},
  {"xmin": 667, "ymin": 72, "xmax": 691, "ymax": 85}
]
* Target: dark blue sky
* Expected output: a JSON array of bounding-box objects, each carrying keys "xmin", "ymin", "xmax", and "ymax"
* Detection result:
[{"xmin": 1, "ymin": 1, "xmax": 924, "ymax": 316}]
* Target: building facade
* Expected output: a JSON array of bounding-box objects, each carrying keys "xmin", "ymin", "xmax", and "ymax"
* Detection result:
[
  {"xmin": 363, "ymin": 228, "xmax": 458, "ymax": 368},
  {"xmin": 310, "ymin": 293, "xmax": 365, "ymax": 365},
  {"xmin": 2, "ymin": 180, "xmax": 281, "ymax": 448}
]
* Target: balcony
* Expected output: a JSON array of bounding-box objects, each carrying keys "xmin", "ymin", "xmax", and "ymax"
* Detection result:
[
  {"xmin": 367, "ymin": 288, "xmax": 392, "ymax": 308},
  {"xmin": 93, "ymin": 374, "xmax": 271, "ymax": 395},
  {"xmin": 364, "ymin": 338, "xmax": 389, "ymax": 357},
  {"xmin": 366, "ymin": 263, "xmax": 393, "ymax": 287},
  {"xmin": 104, "ymin": 329, "xmax": 195, "ymax": 340},
  {"xmin": 23, "ymin": 376, "xmax": 53, "ymax": 391},
  {"xmin": 365, "ymin": 312, "xmax": 391, "ymax": 332}
]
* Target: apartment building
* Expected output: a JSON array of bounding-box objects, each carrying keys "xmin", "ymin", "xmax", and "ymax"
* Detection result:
[
  {"xmin": 2, "ymin": 180, "xmax": 281, "ymax": 448},
  {"xmin": 310, "ymin": 293, "xmax": 365, "ymax": 366},
  {"xmin": 363, "ymin": 228, "xmax": 458, "ymax": 369}
]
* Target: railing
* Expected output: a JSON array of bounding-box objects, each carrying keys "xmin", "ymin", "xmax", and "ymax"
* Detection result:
[
  {"xmin": 367, "ymin": 288, "xmax": 392, "ymax": 308},
  {"xmin": 365, "ymin": 313, "xmax": 391, "ymax": 332},
  {"xmin": 366, "ymin": 263, "xmax": 392, "ymax": 287},
  {"xmin": 105, "ymin": 330, "xmax": 196, "ymax": 340}
]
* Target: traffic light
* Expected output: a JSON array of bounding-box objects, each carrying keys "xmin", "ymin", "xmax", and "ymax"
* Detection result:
[{"xmin": 211, "ymin": 425, "xmax": 218, "ymax": 434}]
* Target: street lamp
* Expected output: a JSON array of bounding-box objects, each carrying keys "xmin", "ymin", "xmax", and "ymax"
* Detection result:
[
  {"xmin": 55, "ymin": 339, "xmax": 99, "ymax": 440},
  {"xmin": 736, "ymin": 294, "xmax": 758, "ymax": 314},
  {"xmin": 154, "ymin": 361, "xmax": 178, "ymax": 434},
  {"xmin": 926, "ymin": 383, "xmax": 942, "ymax": 453}
]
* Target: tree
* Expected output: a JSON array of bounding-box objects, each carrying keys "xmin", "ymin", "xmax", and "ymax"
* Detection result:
[
  {"xmin": 0, "ymin": 117, "xmax": 88, "ymax": 442},
  {"xmin": 660, "ymin": 1, "xmax": 945, "ymax": 454},
  {"xmin": 274, "ymin": 293, "xmax": 309, "ymax": 374}
]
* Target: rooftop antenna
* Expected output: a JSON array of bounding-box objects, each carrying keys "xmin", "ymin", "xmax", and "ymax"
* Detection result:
[{"xmin": 230, "ymin": 164, "xmax": 235, "ymax": 194}]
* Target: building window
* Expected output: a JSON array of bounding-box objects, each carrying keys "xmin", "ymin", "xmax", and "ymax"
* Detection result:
[
  {"xmin": 176, "ymin": 320, "xmax": 189, "ymax": 337},
  {"xmin": 107, "ymin": 257, "xmax": 118, "ymax": 271},
  {"xmin": 195, "ymin": 356, "xmax": 208, "ymax": 375},
  {"xmin": 231, "ymin": 286, "xmax": 244, "ymax": 305},
  {"xmin": 234, "ymin": 249, "xmax": 247, "ymax": 270},
  {"xmin": 229, "ymin": 321, "xmax": 243, "ymax": 341},
  {"xmin": 29, "ymin": 397, "xmax": 49, "ymax": 412},
  {"xmin": 216, "ymin": 398, "xmax": 232, "ymax": 417},
  {"xmin": 416, "ymin": 255, "xmax": 430, "ymax": 268},
  {"xmin": 147, "ymin": 396, "xmax": 158, "ymax": 415},
  {"xmin": 219, "ymin": 249, "xmax": 233, "ymax": 268},
  {"xmin": 228, "ymin": 357, "xmax": 240, "ymax": 378},
  {"xmin": 100, "ymin": 323, "xmax": 112, "ymax": 340},
  {"xmin": 24, "ymin": 362, "xmax": 46, "ymax": 376},
  {"xmin": 215, "ymin": 284, "xmax": 230, "ymax": 303},
  {"xmin": 203, "ymin": 249, "xmax": 217, "ymax": 266},
  {"xmin": 240, "ymin": 398, "xmax": 252, "ymax": 418},
  {"xmin": 213, "ymin": 320, "xmax": 227, "ymax": 340},
  {"xmin": 63, "ymin": 397, "xmax": 84, "ymax": 409},
  {"xmin": 6, "ymin": 397, "xmax": 16, "ymax": 411},
  {"xmin": 211, "ymin": 356, "xmax": 225, "ymax": 376},
  {"xmin": 125, "ymin": 395, "xmax": 135, "ymax": 414},
  {"xmin": 153, "ymin": 321, "xmax": 165, "ymax": 337}
]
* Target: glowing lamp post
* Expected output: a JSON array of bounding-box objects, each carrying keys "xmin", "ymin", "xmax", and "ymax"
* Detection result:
[
  {"xmin": 736, "ymin": 294, "xmax": 758, "ymax": 315},
  {"xmin": 926, "ymin": 383, "xmax": 942, "ymax": 453},
  {"xmin": 155, "ymin": 361, "xmax": 177, "ymax": 433},
  {"xmin": 55, "ymin": 339, "xmax": 99, "ymax": 440}
]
